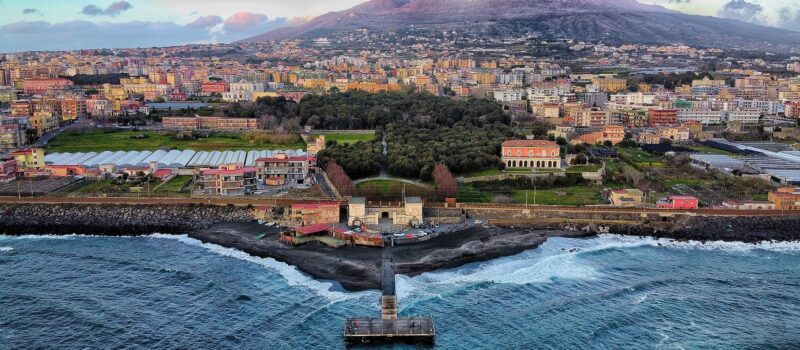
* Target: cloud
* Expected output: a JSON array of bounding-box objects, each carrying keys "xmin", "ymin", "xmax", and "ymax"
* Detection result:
[
  {"xmin": 778, "ymin": 6, "xmax": 800, "ymax": 31},
  {"xmin": 82, "ymin": 1, "xmax": 133, "ymax": 17},
  {"xmin": 717, "ymin": 0, "xmax": 763, "ymax": 24},
  {"xmin": 187, "ymin": 15, "xmax": 223, "ymax": 29},
  {"xmin": 0, "ymin": 15, "xmax": 290, "ymax": 52},
  {"xmin": 22, "ymin": 8, "xmax": 41, "ymax": 15},
  {"xmin": 223, "ymin": 12, "xmax": 270, "ymax": 32}
]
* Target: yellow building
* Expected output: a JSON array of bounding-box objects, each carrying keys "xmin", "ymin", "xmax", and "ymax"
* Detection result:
[
  {"xmin": 10, "ymin": 148, "xmax": 46, "ymax": 171},
  {"xmin": 251, "ymin": 91, "xmax": 279, "ymax": 102},
  {"xmin": 29, "ymin": 111, "xmax": 59, "ymax": 136},
  {"xmin": 591, "ymin": 77, "xmax": 627, "ymax": 93}
]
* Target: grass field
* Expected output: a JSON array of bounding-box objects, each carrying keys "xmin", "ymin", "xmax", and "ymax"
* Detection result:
[
  {"xmin": 512, "ymin": 186, "xmax": 608, "ymax": 206},
  {"xmin": 566, "ymin": 165, "xmax": 602, "ymax": 173},
  {"xmin": 46, "ymin": 129, "xmax": 307, "ymax": 152},
  {"xmin": 355, "ymin": 179, "xmax": 430, "ymax": 198},
  {"xmin": 459, "ymin": 168, "xmax": 503, "ymax": 178},
  {"xmin": 682, "ymin": 144, "xmax": 734, "ymax": 155},
  {"xmin": 321, "ymin": 132, "xmax": 376, "ymax": 145},
  {"xmin": 71, "ymin": 179, "xmax": 130, "ymax": 194},
  {"xmin": 153, "ymin": 175, "xmax": 193, "ymax": 193}
]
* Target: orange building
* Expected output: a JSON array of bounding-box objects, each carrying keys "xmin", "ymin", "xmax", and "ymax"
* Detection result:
[
  {"xmin": 288, "ymin": 202, "xmax": 340, "ymax": 226},
  {"xmin": 501, "ymin": 140, "xmax": 561, "ymax": 169},
  {"xmin": 769, "ymin": 187, "xmax": 800, "ymax": 210},
  {"xmin": 648, "ymin": 109, "xmax": 679, "ymax": 127}
]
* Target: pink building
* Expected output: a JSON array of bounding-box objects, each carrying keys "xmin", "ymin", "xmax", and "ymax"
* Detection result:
[
  {"xmin": 23, "ymin": 78, "xmax": 74, "ymax": 95},
  {"xmin": 0, "ymin": 156, "xmax": 18, "ymax": 182},
  {"xmin": 657, "ymin": 196, "xmax": 699, "ymax": 209}
]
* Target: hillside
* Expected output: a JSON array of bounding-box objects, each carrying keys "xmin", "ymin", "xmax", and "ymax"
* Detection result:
[{"xmin": 240, "ymin": 0, "xmax": 800, "ymax": 51}]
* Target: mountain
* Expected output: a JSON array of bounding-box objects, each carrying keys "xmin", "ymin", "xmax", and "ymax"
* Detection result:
[{"xmin": 240, "ymin": 0, "xmax": 800, "ymax": 51}]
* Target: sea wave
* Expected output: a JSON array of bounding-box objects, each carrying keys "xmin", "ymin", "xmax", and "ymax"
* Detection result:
[
  {"xmin": 594, "ymin": 234, "xmax": 800, "ymax": 252},
  {"xmin": 146, "ymin": 234, "xmax": 373, "ymax": 302},
  {"xmin": 0, "ymin": 246, "xmax": 13, "ymax": 251}
]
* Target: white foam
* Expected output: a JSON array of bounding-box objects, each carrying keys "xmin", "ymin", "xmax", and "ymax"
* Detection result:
[
  {"xmin": 396, "ymin": 244, "xmax": 599, "ymax": 304},
  {"xmin": 146, "ymin": 234, "xmax": 374, "ymax": 302},
  {"xmin": 595, "ymin": 234, "xmax": 800, "ymax": 252},
  {"xmin": 0, "ymin": 246, "xmax": 13, "ymax": 251}
]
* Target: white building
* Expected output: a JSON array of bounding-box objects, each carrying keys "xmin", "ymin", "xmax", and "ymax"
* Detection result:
[
  {"xmin": 725, "ymin": 110, "xmax": 761, "ymax": 124},
  {"xmin": 678, "ymin": 109, "xmax": 723, "ymax": 125},
  {"xmin": 493, "ymin": 89, "xmax": 525, "ymax": 102}
]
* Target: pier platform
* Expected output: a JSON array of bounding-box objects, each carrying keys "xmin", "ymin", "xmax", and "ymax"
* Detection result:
[
  {"xmin": 344, "ymin": 316, "xmax": 435, "ymax": 345},
  {"xmin": 343, "ymin": 236, "xmax": 435, "ymax": 345}
]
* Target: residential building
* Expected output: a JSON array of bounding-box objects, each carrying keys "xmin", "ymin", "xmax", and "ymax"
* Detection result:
[
  {"xmin": 0, "ymin": 124, "xmax": 26, "ymax": 149},
  {"xmin": 768, "ymin": 187, "xmax": 800, "ymax": 210},
  {"xmin": 306, "ymin": 135, "xmax": 326, "ymax": 155},
  {"xmin": 725, "ymin": 110, "xmax": 760, "ymax": 124},
  {"xmin": 578, "ymin": 107, "xmax": 610, "ymax": 127},
  {"xmin": 29, "ymin": 111, "xmax": 59, "ymax": 136},
  {"xmin": 591, "ymin": 77, "xmax": 627, "ymax": 93},
  {"xmin": 162, "ymin": 116, "xmax": 259, "ymax": 130},
  {"xmin": 648, "ymin": 109, "xmax": 678, "ymax": 127},
  {"xmin": 23, "ymin": 78, "xmax": 73, "ymax": 95},
  {"xmin": 677, "ymin": 109, "xmax": 723, "ymax": 125},
  {"xmin": 0, "ymin": 156, "xmax": 17, "ymax": 182},
  {"xmin": 61, "ymin": 98, "xmax": 87, "ymax": 121},
  {"xmin": 501, "ymin": 140, "xmax": 561, "ymax": 169},
  {"xmin": 255, "ymin": 153, "xmax": 312, "ymax": 183},
  {"xmin": 657, "ymin": 196, "xmax": 699, "ymax": 209},
  {"xmin": 658, "ymin": 127, "xmax": 690, "ymax": 142},
  {"xmin": 198, "ymin": 164, "xmax": 257, "ymax": 196},
  {"xmin": 11, "ymin": 100, "xmax": 33, "ymax": 116},
  {"xmin": 10, "ymin": 148, "xmax": 45, "ymax": 171}
]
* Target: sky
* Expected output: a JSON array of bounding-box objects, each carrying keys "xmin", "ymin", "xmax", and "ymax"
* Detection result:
[{"xmin": 1, "ymin": 0, "xmax": 799, "ymax": 52}]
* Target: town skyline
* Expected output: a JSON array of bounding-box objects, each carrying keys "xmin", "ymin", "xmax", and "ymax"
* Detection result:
[{"xmin": 2, "ymin": 0, "xmax": 800, "ymax": 52}]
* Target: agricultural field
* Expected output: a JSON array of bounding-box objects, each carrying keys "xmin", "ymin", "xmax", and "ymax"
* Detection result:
[
  {"xmin": 512, "ymin": 186, "xmax": 610, "ymax": 206},
  {"xmin": 458, "ymin": 168, "xmax": 503, "ymax": 178},
  {"xmin": 565, "ymin": 165, "xmax": 602, "ymax": 173},
  {"xmin": 152, "ymin": 175, "xmax": 193, "ymax": 194},
  {"xmin": 46, "ymin": 129, "xmax": 306, "ymax": 152},
  {"xmin": 354, "ymin": 179, "xmax": 430, "ymax": 199},
  {"xmin": 321, "ymin": 132, "xmax": 376, "ymax": 145}
]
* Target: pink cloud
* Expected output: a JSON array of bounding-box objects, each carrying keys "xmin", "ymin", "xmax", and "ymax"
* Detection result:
[{"xmin": 224, "ymin": 12, "xmax": 268, "ymax": 32}]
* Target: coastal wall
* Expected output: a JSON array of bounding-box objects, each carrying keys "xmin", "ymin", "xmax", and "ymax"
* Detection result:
[{"xmin": 0, "ymin": 204, "xmax": 254, "ymax": 235}]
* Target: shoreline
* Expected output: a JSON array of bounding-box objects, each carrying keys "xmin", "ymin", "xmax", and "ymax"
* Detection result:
[{"xmin": 2, "ymin": 203, "xmax": 800, "ymax": 291}]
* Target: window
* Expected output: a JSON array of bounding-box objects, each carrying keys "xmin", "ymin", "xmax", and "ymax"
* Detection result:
[{"xmin": 516, "ymin": 150, "xmax": 521, "ymax": 156}]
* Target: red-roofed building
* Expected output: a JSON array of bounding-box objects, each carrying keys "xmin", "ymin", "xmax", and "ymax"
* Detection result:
[
  {"xmin": 198, "ymin": 164, "xmax": 257, "ymax": 196},
  {"xmin": 501, "ymin": 139, "xmax": 561, "ymax": 169},
  {"xmin": 657, "ymin": 196, "xmax": 699, "ymax": 209}
]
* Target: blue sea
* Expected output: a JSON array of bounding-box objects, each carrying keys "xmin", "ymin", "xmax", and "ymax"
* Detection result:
[{"xmin": 1, "ymin": 233, "xmax": 799, "ymax": 349}]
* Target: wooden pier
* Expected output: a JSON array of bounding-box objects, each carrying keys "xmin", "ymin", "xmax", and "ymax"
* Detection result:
[{"xmin": 344, "ymin": 239, "xmax": 435, "ymax": 345}]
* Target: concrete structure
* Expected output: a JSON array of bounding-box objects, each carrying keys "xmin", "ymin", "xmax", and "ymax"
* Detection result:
[
  {"xmin": 609, "ymin": 189, "xmax": 644, "ymax": 207},
  {"xmin": 347, "ymin": 197, "xmax": 424, "ymax": 227},
  {"xmin": 501, "ymin": 140, "xmax": 561, "ymax": 169},
  {"xmin": 23, "ymin": 78, "xmax": 73, "ymax": 95},
  {"xmin": 287, "ymin": 202, "xmax": 339, "ymax": 226}
]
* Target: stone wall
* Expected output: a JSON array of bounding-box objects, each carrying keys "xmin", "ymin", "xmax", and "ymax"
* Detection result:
[{"xmin": 0, "ymin": 203, "xmax": 254, "ymax": 235}]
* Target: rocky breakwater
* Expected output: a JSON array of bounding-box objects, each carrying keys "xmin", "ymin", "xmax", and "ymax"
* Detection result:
[
  {"xmin": 608, "ymin": 215, "xmax": 800, "ymax": 243},
  {"xmin": 0, "ymin": 204, "xmax": 254, "ymax": 236}
]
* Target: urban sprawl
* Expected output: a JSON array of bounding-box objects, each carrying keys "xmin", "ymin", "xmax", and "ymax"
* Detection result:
[{"xmin": 1, "ymin": 37, "xmax": 799, "ymax": 234}]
